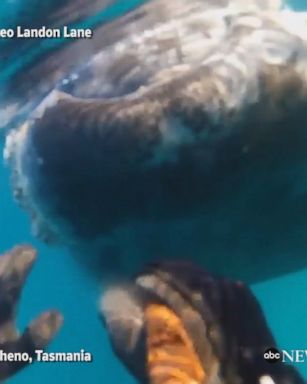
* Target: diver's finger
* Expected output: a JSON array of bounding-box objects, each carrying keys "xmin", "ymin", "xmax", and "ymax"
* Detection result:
[
  {"xmin": 0, "ymin": 246, "xmax": 36, "ymax": 282},
  {"xmin": 24, "ymin": 310, "xmax": 63, "ymax": 351},
  {"xmin": 0, "ymin": 321, "xmax": 19, "ymax": 344},
  {"xmin": 0, "ymin": 246, "xmax": 36, "ymax": 327},
  {"xmin": 0, "ymin": 310, "xmax": 63, "ymax": 380}
]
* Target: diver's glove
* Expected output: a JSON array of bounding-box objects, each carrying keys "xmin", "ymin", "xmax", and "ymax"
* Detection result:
[
  {"xmin": 100, "ymin": 261, "xmax": 304, "ymax": 384},
  {"xmin": 0, "ymin": 245, "xmax": 63, "ymax": 381}
]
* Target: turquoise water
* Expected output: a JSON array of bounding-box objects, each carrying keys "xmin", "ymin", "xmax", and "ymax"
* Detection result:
[
  {"xmin": 1, "ymin": 0, "xmax": 307, "ymax": 382},
  {"xmin": 0, "ymin": 134, "xmax": 134, "ymax": 383}
]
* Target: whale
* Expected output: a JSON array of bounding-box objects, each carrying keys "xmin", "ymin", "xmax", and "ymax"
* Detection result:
[{"xmin": 3, "ymin": 0, "xmax": 307, "ymax": 282}]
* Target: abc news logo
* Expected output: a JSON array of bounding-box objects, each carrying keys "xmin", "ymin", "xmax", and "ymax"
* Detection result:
[
  {"xmin": 264, "ymin": 348, "xmax": 307, "ymax": 364},
  {"xmin": 264, "ymin": 348, "xmax": 282, "ymax": 363}
]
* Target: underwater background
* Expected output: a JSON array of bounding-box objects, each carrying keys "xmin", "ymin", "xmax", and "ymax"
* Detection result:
[{"xmin": 1, "ymin": 0, "xmax": 307, "ymax": 382}]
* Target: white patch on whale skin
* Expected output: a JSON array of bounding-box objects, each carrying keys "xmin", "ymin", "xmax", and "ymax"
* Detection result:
[
  {"xmin": 235, "ymin": 15, "xmax": 264, "ymax": 29},
  {"xmin": 4, "ymin": 122, "xmax": 31, "ymax": 192},
  {"xmin": 250, "ymin": 28, "xmax": 301, "ymax": 66},
  {"xmin": 3, "ymin": 89, "xmax": 71, "ymax": 245},
  {"xmin": 32, "ymin": 89, "xmax": 68, "ymax": 120},
  {"xmin": 0, "ymin": 103, "xmax": 19, "ymax": 130},
  {"xmin": 148, "ymin": 117, "xmax": 196, "ymax": 166},
  {"xmin": 277, "ymin": 11, "xmax": 307, "ymax": 40},
  {"xmin": 3, "ymin": 119, "xmax": 66, "ymax": 244},
  {"xmin": 104, "ymin": 0, "xmax": 285, "ymax": 81}
]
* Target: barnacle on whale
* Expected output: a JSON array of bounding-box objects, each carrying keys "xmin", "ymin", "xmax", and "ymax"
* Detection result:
[
  {"xmin": 0, "ymin": 245, "xmax": 62, "ymax": 380},
  {"xmin": 100, "ymin": 261, "xmax": 304, "ymax": 384},
  {"xmin": 4, "ymin": 0, "xmax": 307, "ymax": 281}
]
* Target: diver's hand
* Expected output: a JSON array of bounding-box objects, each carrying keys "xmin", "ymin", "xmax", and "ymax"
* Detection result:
[
  {"xmin": 0, "ymin": 245, "xmax": 63, "ymax": 381},
  {"xmin": 101, "ymin": 261, "xmax": 305, "ymax": 384}
]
